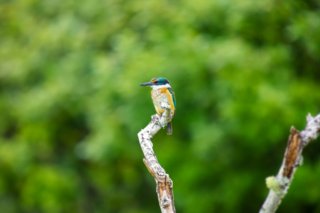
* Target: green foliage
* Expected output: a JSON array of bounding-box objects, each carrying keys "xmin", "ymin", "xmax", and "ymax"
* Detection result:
[{"xmin": 0, "ymin": 0, "xmax": 320, "ymax": 212}]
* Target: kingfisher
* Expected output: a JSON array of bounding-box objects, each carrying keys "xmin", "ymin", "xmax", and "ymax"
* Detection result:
[{"xmin": 140, "ymin": 77, "xmax": 176, "ymax": 135}]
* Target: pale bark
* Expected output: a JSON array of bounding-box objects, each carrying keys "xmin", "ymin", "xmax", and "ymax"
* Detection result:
[
  {"xmin": 138, "ymin": 109, "xmax": 176, "ymax": 213},
  {"xmin": 259, "ymin": 113, "xmax": 320, "ymax": 213}
]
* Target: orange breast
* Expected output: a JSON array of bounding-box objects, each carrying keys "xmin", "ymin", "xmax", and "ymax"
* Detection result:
[{"xmin": 151, "ymin": 88, "xmax": 175, "ymax": 118}]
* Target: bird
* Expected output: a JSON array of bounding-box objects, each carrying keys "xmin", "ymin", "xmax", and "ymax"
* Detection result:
[{"xmin": 140, "ymin": 77, "xmax": 176, "ymax": 135}]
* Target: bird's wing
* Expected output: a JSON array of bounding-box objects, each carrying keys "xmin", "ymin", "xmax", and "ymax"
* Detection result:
[
  {"xmin": 164, "ymin": 88, "xmax": 176, "ymax": 111},
  {"xmin": 168, "ymin": 87, "xmax": 176, "ymax": 108}
]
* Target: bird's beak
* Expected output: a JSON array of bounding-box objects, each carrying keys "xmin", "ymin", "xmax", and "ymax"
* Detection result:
[{"xmin": 140, "ymin": 82, "xmax": 153, "ymax": 86}]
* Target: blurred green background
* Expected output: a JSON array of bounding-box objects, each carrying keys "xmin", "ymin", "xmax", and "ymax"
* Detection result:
[{"xmin": 1, "ymin": 0, "xmax": 320, "ymax": 212}]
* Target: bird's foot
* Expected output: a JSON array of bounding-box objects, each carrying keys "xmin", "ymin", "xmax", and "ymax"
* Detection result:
[{"xmin": 160, "ymin": 102, "xmax": 170, "ymax": 109}]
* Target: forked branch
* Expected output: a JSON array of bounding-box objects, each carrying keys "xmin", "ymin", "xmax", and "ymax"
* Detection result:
[{"xmin": 137, "ymin": 110, "xmax": 176, "ymax": 213}]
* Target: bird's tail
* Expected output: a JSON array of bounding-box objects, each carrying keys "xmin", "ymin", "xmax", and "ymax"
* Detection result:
[{"xmin": 166, "ymin": 122, "xmax": 173, "ymax": 135}]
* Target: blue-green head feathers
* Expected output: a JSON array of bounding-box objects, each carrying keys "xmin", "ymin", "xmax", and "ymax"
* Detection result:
[
  {"xmin": 151, "ymin": 77, "xmax": 169, "ymax": 85},
  {"xmin": 140, "ymin": 77, "xmax": 170, "ymax": 86},
  {"xmin": 140, "ymin": 77, "xmax": 176, "ymax": 107}
]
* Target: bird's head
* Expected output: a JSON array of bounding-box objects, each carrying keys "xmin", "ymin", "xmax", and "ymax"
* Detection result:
[{"xmin": 140, "ymin": 77, "xmax": 171, "ymax": 89}]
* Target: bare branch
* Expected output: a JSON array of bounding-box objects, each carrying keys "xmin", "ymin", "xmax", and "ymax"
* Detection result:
[
  {"xmin": 259, "ymin": 113, "xmax": 320, "ymax": 213},
  {"xmin": 138, "ymin": 110, "xmax": 176, "ymax": 213}
]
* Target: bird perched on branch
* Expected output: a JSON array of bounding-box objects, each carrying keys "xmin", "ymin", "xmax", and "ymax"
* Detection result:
[{"xmin": 140, "ymin": 77, "xmax": 176, "ymax": 135}]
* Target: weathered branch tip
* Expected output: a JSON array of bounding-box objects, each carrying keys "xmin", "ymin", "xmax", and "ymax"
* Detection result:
[{"xmin": 259, "ymin": 113, "xmax": 320, "ymax": 213}]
